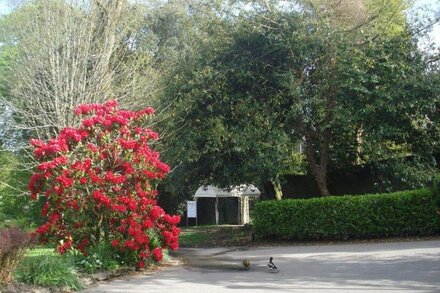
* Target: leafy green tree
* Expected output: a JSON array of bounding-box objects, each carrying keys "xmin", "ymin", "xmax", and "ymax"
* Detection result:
[
  {"xmin": 160, "ymin": 1, "xmax": 440, "ymax": 197},
  {"xmin": 159, "ymin": 10, "xmax": 310, "ymax": 198},
  {"xmin": 0, "ymin": 149, "xmax": 42, "ymax": 228}
]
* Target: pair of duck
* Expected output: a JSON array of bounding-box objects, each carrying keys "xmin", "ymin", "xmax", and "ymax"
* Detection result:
[{"xmin": 242, "ymin": 257, "xmax": 278, "ymax": 272}]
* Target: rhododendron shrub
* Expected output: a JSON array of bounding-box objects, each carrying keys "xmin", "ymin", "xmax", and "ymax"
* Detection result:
[{"xmin": 28, "ymin": 100, "xmax": 180, "ymax": 268}]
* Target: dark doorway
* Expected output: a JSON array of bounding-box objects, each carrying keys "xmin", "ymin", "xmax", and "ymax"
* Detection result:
[
  {"xmin": 197, "ymin": 198, "xmax": 216, "ymax": 225},
  {"xmin": 196, "ymin": 197, "xmax": 239, "ymax": 225},
  {"xmin": 218, "ymin": 197, "xmax": 239, "ymax": 225}
]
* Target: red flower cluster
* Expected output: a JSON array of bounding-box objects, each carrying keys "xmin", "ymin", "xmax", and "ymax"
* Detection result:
[
  {"xmin": 152, "ymin": 247, "xmax": 163, "ymax": 262},
  {"xmin": 29, "ymin": 100, "xmax": 180, "ymax": 268}
]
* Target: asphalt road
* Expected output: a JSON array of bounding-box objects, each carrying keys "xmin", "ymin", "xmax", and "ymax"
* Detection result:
[{"xmin": 83, "ymin": 239, "xmax": 440, "ymax": 293}]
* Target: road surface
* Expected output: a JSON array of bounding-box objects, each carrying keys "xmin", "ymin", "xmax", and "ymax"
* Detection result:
[{"xmin": 83, "ymin": 239, "xmax": 440, "ymax": 292}]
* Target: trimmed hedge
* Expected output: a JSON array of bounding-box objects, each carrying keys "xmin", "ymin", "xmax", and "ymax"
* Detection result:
[{"xmin": 252, "ymin": 188, "xmax": 440, "ymax": 240}]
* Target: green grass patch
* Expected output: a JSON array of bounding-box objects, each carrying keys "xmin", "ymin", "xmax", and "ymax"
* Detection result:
[
  {"xmin": 179, "ymin": 225, "xmax": 252, "ymax": 247},
  {"xmin": 179, "ymin": 230, "xmax": 210, "ymax": 247}
]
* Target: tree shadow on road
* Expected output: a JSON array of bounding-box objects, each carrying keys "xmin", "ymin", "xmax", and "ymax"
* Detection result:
[{"xmin": 171, "ymin": 244, "xmax": 440, "ymax": 292}]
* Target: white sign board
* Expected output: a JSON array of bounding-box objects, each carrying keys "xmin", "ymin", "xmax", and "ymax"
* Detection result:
[{"xmin": 187, "ymin": 201, "xmax": 197, "ymax": 218}]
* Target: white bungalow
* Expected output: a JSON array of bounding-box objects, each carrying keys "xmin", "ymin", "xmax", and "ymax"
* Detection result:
[{"xmin": 193, "ymin": 185, "xmax": 261, "ymax": 225}]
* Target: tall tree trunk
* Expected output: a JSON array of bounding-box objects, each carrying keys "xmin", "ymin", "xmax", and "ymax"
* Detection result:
[
  {"xmin": 303, "ymin": 133, "xmax": 331, "ymax": 197},
  {"xmin": 289, "ymin": 39, "xmax": 335, "ymax": 197},
  {"xmin": 356, "ymin": 126, "xmax": 364, "ymax": 164},
  {"xmin": 308, "ymin": 40, "xmax": 336, "ymax": 197},
  {"xmin": 314, "ymin": 167, "xmax": 330, "ymax": 196},
  {"xmin": 271, "ymin": 178, "xmax": 283, "ymax": 200}
]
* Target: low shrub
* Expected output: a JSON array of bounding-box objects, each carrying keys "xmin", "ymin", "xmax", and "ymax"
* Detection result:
[
  {"xmin": 14, "ymin": 253, "xmax": 83, "ymax": 291},
  {"xmin": 253, "ymin": 188, "xmax": 440, "ymax": 240},
  {"xmin": 0, "ymin": 227, "xmax": 33, "ymax": 284},
  {"xmin": 432, "ymin": 173, "xmax": 440, "ymax": 208},
  {"xmin": 71, "ymin": 242, "xmax": 120, "ymax": 273}
]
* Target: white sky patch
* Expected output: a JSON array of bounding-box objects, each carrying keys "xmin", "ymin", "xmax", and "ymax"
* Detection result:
[
  {"xmin": 409, "ymin": 0, "xmax": 440, "ymax": 51},
  {"xmin": 0, "ymin": 0, "xmax": 11, "ymax": 15}
]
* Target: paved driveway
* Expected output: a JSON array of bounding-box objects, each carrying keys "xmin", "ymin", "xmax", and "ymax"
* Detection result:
[{"xmin": 84, "ymin": 239, "xmax": 440, "ymax": 292}]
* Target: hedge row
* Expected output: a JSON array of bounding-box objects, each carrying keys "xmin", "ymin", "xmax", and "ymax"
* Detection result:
[{"xmin": 252, "ymin": 188, "xmax": 440, "ymax": 240}]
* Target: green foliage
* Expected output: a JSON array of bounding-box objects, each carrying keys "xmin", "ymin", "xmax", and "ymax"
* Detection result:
[
  {"xmin": 433, "ymin": 172, "xmax": 440, "ymax": 190},
  {"xmin": 14, "ymin": 253, "xmax": 83, "ymax": 291},
  {"xmin": 372, "ymin": 157, "xmax": 438, "ymax": 192},
  {"xmin": 253, "ymin": 189, "xmax": 440, "ymax": 240},
  {"xmin": 0, "ymin": 149, "xmax": 42, "ymax": 229},
  {"xmin": 432, "ymin": 173, "xmax": 440, "ymax": 208},
  {"xmin": 0, "ymin": 49, "xmax": 7, "ymax": 98},
  {"xmin": 161, "ymin": 249, "xmax": 170, "ymax": 263},
  {"xmin": 70, "ymin": 242, "xmax": 119, "ymax": 274},
  {"xmin": 160, "ymin": 3, "xmax": 440, "ymax": 197},
  {"xmin": 160, "ymin": 11, "xmax": 302, "ymax": 192}
]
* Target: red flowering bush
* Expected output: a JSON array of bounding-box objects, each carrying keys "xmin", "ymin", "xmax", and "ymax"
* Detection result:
[{"xmin": 29, "ymin": 100, "xmax": 180, "ymax": 268}]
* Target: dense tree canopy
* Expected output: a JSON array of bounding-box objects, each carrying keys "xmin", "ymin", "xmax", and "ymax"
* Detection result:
[{"xmin": 159, "ymin": 0, "xmax": 440, "ymax": 197}]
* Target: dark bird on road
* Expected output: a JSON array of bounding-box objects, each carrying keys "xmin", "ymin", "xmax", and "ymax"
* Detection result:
[{"xmin": 268, "ymin": 257, "xmax": 278, "ymax": 273}]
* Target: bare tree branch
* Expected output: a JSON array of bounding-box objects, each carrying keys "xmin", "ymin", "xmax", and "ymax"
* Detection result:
[{"xmin": 0, "ymin": 0, "xmax": 159, "ymax": 141}]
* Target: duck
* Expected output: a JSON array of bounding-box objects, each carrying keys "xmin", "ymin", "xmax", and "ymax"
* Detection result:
[
  {"xmin": 267, "ymin": 257, "xmax": 278, "ymax": 272},
  {"xmin": 242, "ymin": 259, "xmax": 251, "ymax": 270}
]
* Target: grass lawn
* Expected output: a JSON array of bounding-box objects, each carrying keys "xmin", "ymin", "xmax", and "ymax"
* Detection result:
[
  {"xmin": 179, "ymin": 229, "xmax": 211, "ymax": 247},
  {"xmin": 179, "ymin": 225, "xmax": 252, "ymax": 247}
]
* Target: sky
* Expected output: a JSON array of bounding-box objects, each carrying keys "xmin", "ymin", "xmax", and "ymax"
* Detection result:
[
  {"xmin": 0, "ymin": 0, "xmax": 439, "ymax": 45},
  {"xmin": 411, "ymin": 0, "xmax": 440, "ymax": 48},
  {"xmin": 0, "ymin": 0, "xmax": 11, "ymax": 15}
]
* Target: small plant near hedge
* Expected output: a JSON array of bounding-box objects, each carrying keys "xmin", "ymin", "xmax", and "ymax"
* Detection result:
[
  {"xmin": 0, "ymin": 227, "xmax": 33, "ymax": 285},
  {"xmin": 71, "ymin": 242, "xmax": 120, "ymax": 273},
  {"xmin": 253, "ymin": 188, "xmax": 440, "ymax": 241}
]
